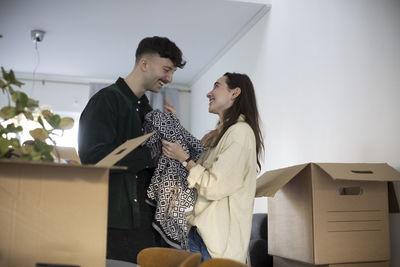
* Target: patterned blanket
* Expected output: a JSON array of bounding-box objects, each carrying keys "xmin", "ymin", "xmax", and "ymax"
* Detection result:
[{"xmin": 143, "ymin": 110, "xmax": 204, "ymax": 249}]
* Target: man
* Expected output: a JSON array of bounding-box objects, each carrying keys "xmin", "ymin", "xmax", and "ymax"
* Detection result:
[{"xmin": 78, "ymin": 36, "xmax": 186, "ymax": 263}]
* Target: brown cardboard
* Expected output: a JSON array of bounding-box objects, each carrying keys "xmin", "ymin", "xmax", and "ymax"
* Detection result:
[
  {"xmin": 55, "ymin": 146, "xmax": 82, "ymax": 164},
  {"xmin": 96, "ymin": 132, "xmax": 154, "ymax": 167},
  {"xmin": 388, "ymin": 182, "xmax": 400, "ymax": 212},
  {"xmin": 0, "ymin": 132, "xmax": 154, "ymax": 267},
  {"xmin": 256, "ymin": 163, "xmax": 400, "ymax": 265},
  {"xmin": 273, "ymin": 256, "xmax": 389, "ymax": 267}
]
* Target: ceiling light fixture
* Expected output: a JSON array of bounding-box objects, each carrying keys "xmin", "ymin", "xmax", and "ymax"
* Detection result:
[
  {"xmin": 30, "ymin": 30, "xmax": 45, "ymax": 90},
  {"xmin": 31, "ymin": 29, "xmax": 45, "ymax": 43}
]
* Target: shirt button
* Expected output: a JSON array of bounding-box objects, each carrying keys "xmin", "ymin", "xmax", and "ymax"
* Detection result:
[
  {"xmin": 136, "ymin": 108, "xmax": 139, "ymax": 112},
  {"xmin": 138, "ymin": 100, "xmax": 141, "ymax": 104},
  {"xmin": 133, "ymin": 199, "xmax": 137, "ymax": 202},
  {"xmin": 135, "ymin": 175, "xmax": 138, "ymax": 179},
  {"xmin": 141, "ymin": 128, "xmax": 144, "ymax": 132}
]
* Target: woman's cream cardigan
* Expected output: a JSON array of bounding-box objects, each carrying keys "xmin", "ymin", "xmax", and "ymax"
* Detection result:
[{"xmin": 187, "ymin": 115, "xmax": 257, "ymax": 263}]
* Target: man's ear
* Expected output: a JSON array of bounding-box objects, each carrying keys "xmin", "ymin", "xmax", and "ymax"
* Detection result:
[
  {"xmin": 139, "ymin": 57, "xmax": 148, "ymax": 72},
  {"xmin": 232, "ymin": 87, "xmax": 241, "ymax": 99}
]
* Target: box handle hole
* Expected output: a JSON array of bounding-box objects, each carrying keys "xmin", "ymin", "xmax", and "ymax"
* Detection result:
[
  {"xmin": 115, "ymin": 148, "xmax": 126, "ymax": 155},
  {"xmin": 339, "ymin": 186, "xmax": 363, "ymax": 195},
  {"xmin": 351, "ymin": 170, "xmax": 373, "ymax": 174}
]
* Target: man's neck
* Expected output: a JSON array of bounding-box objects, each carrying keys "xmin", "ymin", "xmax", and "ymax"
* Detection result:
[{"xmin": 124, "ymin": 71, "xmax": 145, "ymax": 98}]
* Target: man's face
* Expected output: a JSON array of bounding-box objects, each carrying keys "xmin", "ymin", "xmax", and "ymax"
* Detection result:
[{"xmin": 143, "ymin": 54, "xmax": 177, "ymax": 93}]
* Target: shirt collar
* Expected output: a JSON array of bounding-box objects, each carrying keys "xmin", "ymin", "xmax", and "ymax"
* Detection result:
[
  {"xmin": 217, "ymin": 114, "xmax": 246, "ymax": 130},
  {"xmin": 116, "ymin": 77, "xmax": 149, "ymax": 105}
]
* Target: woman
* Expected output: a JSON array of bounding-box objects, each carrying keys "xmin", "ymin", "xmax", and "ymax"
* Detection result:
[{"xmin": 162, "ymin": 72, "xmax": 264, "ymax": 263}]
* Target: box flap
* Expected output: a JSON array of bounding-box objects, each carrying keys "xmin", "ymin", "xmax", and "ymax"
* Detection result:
[
  {"xmin": 54, "ymin": 146, "xmax": 81, "ymax": 164},
  {"xmin": 96, "ymin": 131, "xmax": 155, "ymax": 167},
  {"xmin": 256, "ymin": 163, "xmax": 309, "ymax": 197},
  {"xmin": 316, "ymin": 163, "xmax": 400, "ymax": 182}
]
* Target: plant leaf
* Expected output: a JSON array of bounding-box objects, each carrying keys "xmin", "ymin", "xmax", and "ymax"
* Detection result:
[
  {"xmin": 8, "ymin": 85, "xmax": 15, "ymax": 94},
  {"xmin": 48, "ymin": 114, "xmax": 61, "ymax": 128},
  {"xmin": 12, "ymin": 91, "xmax": 29, "ymax": 111},
  {"xmin": 1, "ymin": 67, "xmax": 9, "ymax": 81},
  {"xmin": 41, "ymin": 152, "xmax": 54, "ymax": 162},
  {"xmin": 30, "ymin": 128, "xmax": 48, "ymax": 142},
  {"xmin": 8, "ymin": 70, "xmax": 16, "ymax": 83},
  {"xmin": 41, "ymin": 109, "xmax": 53, "ymax": 121},
  {"xmin": 9, "ymin": 138, "xmax": 21, "ymax": 148},
  {"xmin": 0, "ymin": 138, "xmax": 11, "ymax": 157},
  {"xmin": 8, "ymin": 70, "xmax": 24, "ymax": 87},
  {"xmin": 5, "ymin": 123, "xmax": 23, "ymax": 134},
  {"xmin": 23, "ymin": 111, "xmax": 34, "ymax": 120},
  {"xmin": 59, "ymin": 117, "xmax": 74, "ymax": 130},
  {"xmin": 0, "ymin": 106, "xmax": 17, "ymax": 119},
  {"xmin": 36, "ymin": 140, "xmax": 54, "ymax": 154},
  {"xmin": 21, "ymin": 141, "xmax": 34, "ymax": 154},
  {"xmin": 27, "ymin": 98, "xmax": 39, "ymax": 109},
  {"xmin": 37, "ymin": 115, "xmax": 45, "ymax": 128}
]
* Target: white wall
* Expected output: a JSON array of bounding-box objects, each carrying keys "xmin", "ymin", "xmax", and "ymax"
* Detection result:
[
  {"xmin": 190, "ymin": 0, "xmax": 400, "ymax": 265},
  {"xmin": 178, "ymin": 89, "xmax": 191, "ymax": 130}
]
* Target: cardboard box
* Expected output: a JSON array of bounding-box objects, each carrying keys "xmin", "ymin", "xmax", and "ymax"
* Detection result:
[
  {"xmin": 256, "ymin": 163, "xmax": 400, "ymax": 265},
  {"xmin": 273, "ymin": 256, "xmax": 389, "ymax": 267},
  {"xmin": 0, "ymin": 132, "xmax": 154, "ymax": 267}
]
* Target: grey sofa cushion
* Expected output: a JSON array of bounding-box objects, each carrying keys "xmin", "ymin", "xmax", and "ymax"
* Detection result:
[
  {"xmin": 251, "ymin": 213, "xmax": 268, "ymax": 240},
  {"xmin": 249, "ymin": 213, "xmax": 273, "ymax": 267}
]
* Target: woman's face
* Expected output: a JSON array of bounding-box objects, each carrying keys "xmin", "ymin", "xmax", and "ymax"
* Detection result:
[{"xmin": 206, "ymin": 75, "xmax": 236, "ymax": 117}]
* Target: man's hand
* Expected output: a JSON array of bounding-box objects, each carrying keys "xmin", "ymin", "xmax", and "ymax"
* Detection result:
[{"xmin": 164, "ymin": 97, "xmax": 177, "ymax": 114}]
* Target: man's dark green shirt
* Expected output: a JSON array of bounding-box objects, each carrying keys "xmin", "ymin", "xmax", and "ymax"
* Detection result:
[{"xmin": 78, "ymin": 77, "xmax": 155, "ymax": 229}]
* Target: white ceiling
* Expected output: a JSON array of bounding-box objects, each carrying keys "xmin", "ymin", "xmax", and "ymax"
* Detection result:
[{"xmin": 0, "ymin": 0, "xmax": 269, "ymax": 86}]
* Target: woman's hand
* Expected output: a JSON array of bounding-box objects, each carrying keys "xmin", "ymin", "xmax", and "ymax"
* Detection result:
[
  {"xmin": 162, "ymin": 139, "xmax": 188, "ymax": 163},
  {"xmin": 164, "ymin": 97, "xmax": 177, "ymax": 114}
]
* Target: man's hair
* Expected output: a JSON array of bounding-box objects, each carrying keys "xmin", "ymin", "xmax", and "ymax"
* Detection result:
[{"xmin": 135, "ymin": 36, "xmax": 186, "ymax": 68}]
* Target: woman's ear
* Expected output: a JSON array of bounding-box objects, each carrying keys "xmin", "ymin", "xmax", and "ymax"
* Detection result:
[{"xmin": 232, "ymin": 87, "xmax": 241, "ymax": 99}]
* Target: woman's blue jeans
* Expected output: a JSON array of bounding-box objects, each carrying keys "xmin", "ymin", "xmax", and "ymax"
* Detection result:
[{"xmin": 188, "ymin": 227, "xmax": 211, "ymax": 262}]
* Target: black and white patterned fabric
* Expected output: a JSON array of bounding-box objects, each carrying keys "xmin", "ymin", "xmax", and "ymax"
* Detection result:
[{"xmin": 143, "ymin": 109, "xmax": 204, "ymax": 249}]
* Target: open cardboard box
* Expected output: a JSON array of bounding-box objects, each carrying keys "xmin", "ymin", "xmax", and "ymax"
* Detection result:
[
  {"xmin": 256, "ymin": 163, "xmax": 400, "ymax": 265},
  {"xmin": 0, "ymin": 132, "xmax": 154, "ymax": 267},
  {"xmin": 273, "ymin": 255, "xmax": 389, "ymax": 267}
]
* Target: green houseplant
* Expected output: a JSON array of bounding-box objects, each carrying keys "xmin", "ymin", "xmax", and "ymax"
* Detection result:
[{"xmin": 0, "ymin": 67, "xmax": 74, "ymax": 161}]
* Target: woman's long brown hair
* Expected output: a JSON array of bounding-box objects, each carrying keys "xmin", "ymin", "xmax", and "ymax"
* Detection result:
[{"xmin": 201, "ymin": 72, "xmax": 264, "ymax": 171}]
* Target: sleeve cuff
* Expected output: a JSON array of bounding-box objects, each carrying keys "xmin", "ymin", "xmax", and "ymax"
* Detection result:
[{"xmin": 187, "ymin": 164, "xmax": 206, "ymax": 189}]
